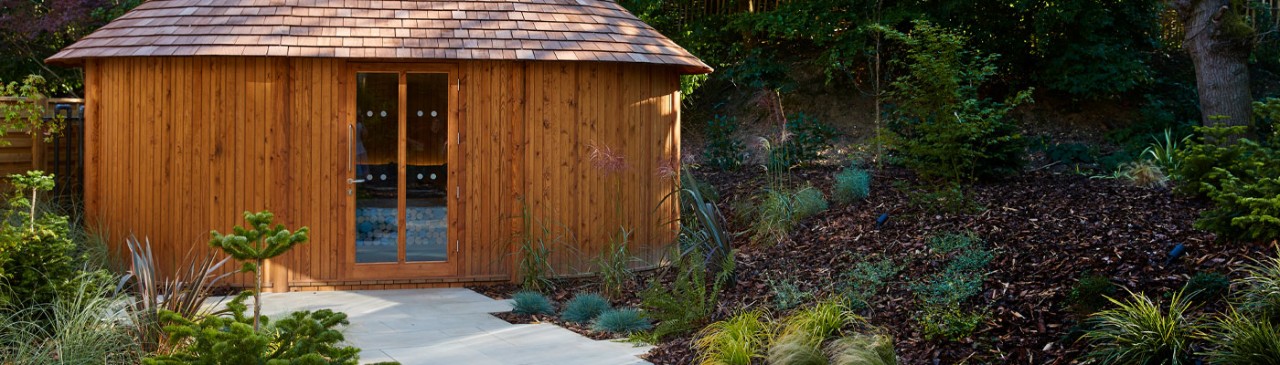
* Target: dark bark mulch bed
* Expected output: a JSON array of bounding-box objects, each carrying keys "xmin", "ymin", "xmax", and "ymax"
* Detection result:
[{"xmin": 474, "ymin": 166, "xmax": 1270, "ymax": 365}]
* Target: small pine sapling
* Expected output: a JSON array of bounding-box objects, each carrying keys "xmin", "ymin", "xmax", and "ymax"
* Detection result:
[{"xmin": 208, "ymin": 210, "xmax": 309, "ymax": 330}]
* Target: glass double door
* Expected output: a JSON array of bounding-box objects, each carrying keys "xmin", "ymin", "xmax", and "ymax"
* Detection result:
[{"xmin": 349, "ymin": 66, "xmax": 457, "ymax": 278}]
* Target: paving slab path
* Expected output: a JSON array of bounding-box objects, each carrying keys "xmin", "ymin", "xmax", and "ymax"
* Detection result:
[{"xmin": 256, "ymin": 288, "xmax": 652, "ymax": 365}]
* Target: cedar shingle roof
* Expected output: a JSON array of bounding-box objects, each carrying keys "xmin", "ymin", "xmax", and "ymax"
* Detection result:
[{"xmin": 46, "ymin": 0, "xmax": 712, "ymax": 74}]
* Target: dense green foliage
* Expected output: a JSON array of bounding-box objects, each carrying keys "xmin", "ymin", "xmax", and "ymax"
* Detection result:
[
  {"xmin": 511, "ymin": 291, "xmax": 555, "ymax": 316},
  {"xmin": 641, "ymin": 250, "xmax": 731, "ymax": 340},
  {"xmin": 0, "ymin": 171, "xmax": 89, "ymax": 310},
  {"xmin": 883, "ymin": 21, "xmax": 1030, "ymax": 183},
  {"xmin": 145, "ymin": 292, "xmax": 360, "ymax": 365},
  {"xmin": 768, "ymin": 277, "xmax": 813, "ymax": 311},
  {"xmin": 590, "ymin": 308, "xmax": 652, "ymax": 334},
  {"xmin": 209, "ymin": 210, "xmax": 309, "ymax": 331},
  {"xmin": 703, "ymin": 115, "xmax": 744, "ymax": 170},
  {"xmin": 560, "ymin": 293, "xmax": 611, "ymax": 323},
  {"xmin": 1184, "ymin": 272, "xmax": 1230, "ymax": 305},
  {"xmin": 766, "ymin": 113, "xmax": 837, "ymax": 170},
  {"xmin": 1176, "ymin": 98, "xmax": 1280, "ymax": 242}
]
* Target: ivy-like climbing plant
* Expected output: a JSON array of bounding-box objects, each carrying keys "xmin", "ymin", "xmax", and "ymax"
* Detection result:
[{"xmin": 209, "ymin": 210, "xmax": 309, "ymax": 330}]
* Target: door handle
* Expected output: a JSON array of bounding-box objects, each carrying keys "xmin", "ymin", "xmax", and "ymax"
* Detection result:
[{"xmin": 348, "ymin": 124, "xmax": 364, "ymax": 185}]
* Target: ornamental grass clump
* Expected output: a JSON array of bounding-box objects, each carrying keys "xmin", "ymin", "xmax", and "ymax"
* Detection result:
[
  {"xmin": 768, "ymin": 299, "xmax": 858, "ymax": 364},
  {"xmin": 560, "ymin": 293, "xmax": 611, "ymax": 323},
  {"xmin": 694, "ymin": 309, "xmax": 772, "ymax": 365},
  {"xmin": 1205, "ymin": 308, "xmax": 1280, "ymax": 365},
  {"xmin": 1080, "ymin": 290, "xmax": 1204, "ymax": 365},
  {"xmin": 511, "ymin": 291, "xmax": 555, "ymax": 316},
  {"xmin": 827, "ymin": 333, "xmax": 898, "ymax": 365},
  {"xmin": 833, "ymin": 166, "xmax": 871, "ymax": 204},
  {"xmin": 591, "ymin": 308, "xmax": 652, "ymax": 334}
]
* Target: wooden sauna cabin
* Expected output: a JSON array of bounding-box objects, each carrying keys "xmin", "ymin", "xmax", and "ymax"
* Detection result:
[{"xmin": 46, "ymin": 0, "xmax": 711, "ymax": 292}]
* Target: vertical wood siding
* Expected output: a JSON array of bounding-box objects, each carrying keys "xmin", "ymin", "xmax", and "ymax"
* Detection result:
[{"xmin": 86, "ymin": 57, "xmax": 678, "ymax": 290}]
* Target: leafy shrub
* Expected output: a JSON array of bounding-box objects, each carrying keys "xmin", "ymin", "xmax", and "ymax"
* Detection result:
[
  {"xmin": 1040, "ymin": 142, "xmax": 1097, "ymax": 165},
  {"xmin": 833, "ymin": 166, "xmax": 871, "ymax": 204},
  {"xmin": 641, "ymin": 250, "xmax": 730, "ymax": 340},
  {"xmin": 1068, "ymin": 273, "xmax": 1117, "ymax": 315},
  {"xmin": 560, "ymin": 293, "xmax": 611, "ymax": 324},
  {"xmin": 511, "ymin": 291, "xmax": 555, "ymax": 316},
  {"xmin": 918, "ymin": 306, "xmax": 986, "ymax": 342},
  {"xmin": 0, "ymin": 76, "xmax": 67, "ymax": 145},
  {"xmin": 1183, "ymin": 272, "xmax": 1230, "ymax": 305},
  {"xmin": 144, "ymin": 292, "xmax": 361, "ymax": 365},
  {"xmin": 703, "ymin": 115, "xmax": 744, "ymax": 170},
  {"xmin": 0, "ymin": 171, "xmax": 86, "ymax": 310},
  {"xmin": 767, "ymin": 113, "xmax": 837, "ymax": 169},
  {"xmin": 1176, "ymin": 99, "xmax": 1280, "ymax": 242},
  {"xmin": 1205, "ymin": 308, "xmax": 1280, "ymax": 365},
  {"xmin": 590, "ymin": 308, "xmax": 652, "ymax": 334},
  {"xmin": 0, "ymin": 273, "xmax": 142, "ymax": 365},
  {"xmin": 838, "ymin": 258, "xmax": 899, "ymax": 311},
  {"xmin": 882, "ymin": 21, "xmax": 1030, "ymax": 183},
  {"xmin": 769, "ymin": 277, "xmax": 813, "ymax": 311},
  {"xmin": 694, "ymin": 309, "xmax": 772, "ymax": 365},
  {"xmin": 1081, "ymin": 290, "xmax": 1203, "ymax": 365},
  {"xmin": 595, "ymin": 227, "xmax": 638, "ymax": 300},
  {"xmin": 750, "ymin": 186, "xmax": 828, "ymax": 245},
  {"xmin": 827, "ymin": 334, "xmax": 898, "ymax": 365}
]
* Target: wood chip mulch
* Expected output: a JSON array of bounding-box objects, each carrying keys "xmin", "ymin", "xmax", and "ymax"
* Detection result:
[{"xmin": 475, "ymin": 165, "xmax": 1272, "ymax": 365}]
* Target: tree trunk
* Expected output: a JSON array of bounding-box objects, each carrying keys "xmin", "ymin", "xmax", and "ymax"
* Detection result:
[{"xmin": 1173, "ymin": 0, "xmax": 1255, "ymax": 129}]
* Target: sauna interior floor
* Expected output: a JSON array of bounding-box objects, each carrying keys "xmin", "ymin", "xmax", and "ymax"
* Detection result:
[{"xmin": 248, "ymin": 288, "xmax": 652, "ymax": 365}]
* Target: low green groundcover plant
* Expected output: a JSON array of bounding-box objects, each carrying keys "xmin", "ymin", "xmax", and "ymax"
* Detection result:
[
  {"xmin": 511, "ymin": 291, "xmax": 555, "ymax": 316},
  {"xmin": 560, "ymin": 293, "xmax": 611, "ymax": 323},
  {"xmin": 591, "ymin": 308, "xmax": 652, "ymax": 334},
  {"xmin": 145, "ymin": 292, "xmax": 362, "ymax": 365}
]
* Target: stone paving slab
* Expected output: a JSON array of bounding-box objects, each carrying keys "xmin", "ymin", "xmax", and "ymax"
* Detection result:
[{"xmin": 254, "ymin": 288, "xmax": 652, "ymax": 365}]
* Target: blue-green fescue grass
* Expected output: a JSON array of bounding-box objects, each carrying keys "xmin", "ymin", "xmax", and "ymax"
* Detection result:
[
  {"xmin": 591, "ymin": 308, "xmax": 653, "ymax": 334},
  {"xmin": 827, "ymin": 333, "xmax": 898, "ymax": 365},
  {"xmin": 1205, "ymin": 308, "xmax": 1280, "ymax": 365},
  {"xmin": 511, "ymin": 291, "xmax": 555, "ymax": 316},
  {"xmin": 1081, "ymin": 290, "xmax": 1204, "ymax": 365},
  {"xmin": 694, "ymin": 309, "xmax": 772, "ymax": 365},
  {"xmin": 832, "ymin": 166, "xmax": 871, "ymax": 204},
  {"xmin": 0, "ymin": 274, "xmax": 143, "ymax": 365},
  {"xmin": 561, "ymin": 293, "xmax": 611, "ymax": 324}
]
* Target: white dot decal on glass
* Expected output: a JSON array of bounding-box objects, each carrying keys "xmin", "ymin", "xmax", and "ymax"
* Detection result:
[
  {"xmin": 379, "ymin": 174, "xmax": 387, "ymax": 181},
  {"xmin": 417, "ymin": 110, "xmax": 424, "ymax": 117},
  {"xmin": 365, "ymin": 111, "xmax": 373, "ymax": 117},
  {"xmin": 430, "ymin": 110, "xmax": 438, "ymax": 117},
  {"xmin": 430, "ymin": 173, "xmax": 437, "ymax": 180},
  {"xmin": 380, "ymin": 111, "xmax": 387, "ymax": 117},
  {"xmin": 366, "ymin": 174, "xmax": 373, "ymax": 181},
  {"xmin": 417, "ymin": 173, "xmax": 424, "ymax": 180}
]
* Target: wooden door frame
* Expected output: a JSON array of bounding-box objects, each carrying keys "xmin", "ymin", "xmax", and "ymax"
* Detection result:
[{"xmin": 343, "ymin": 62, "xmax": 461, "ymax": 281}]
